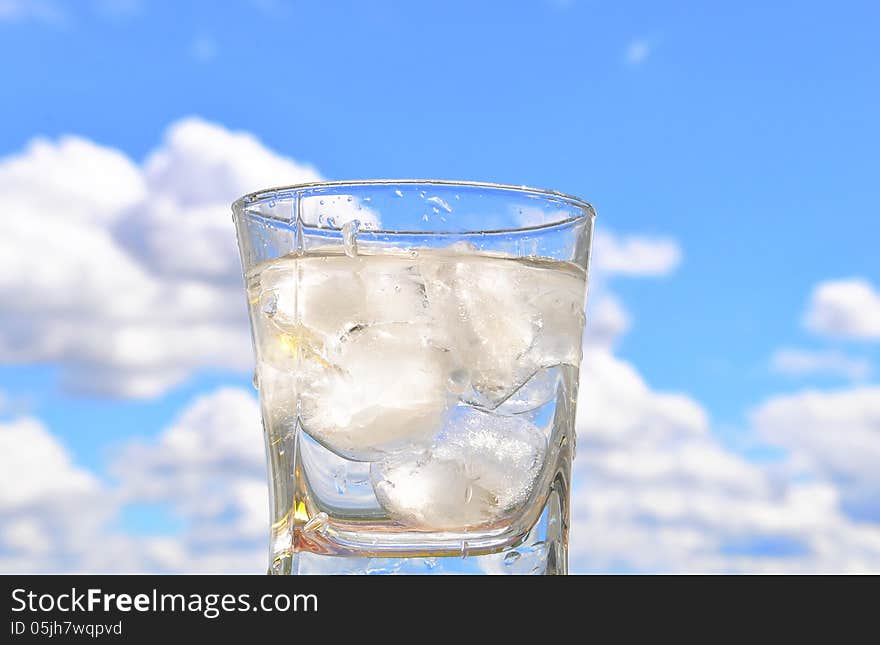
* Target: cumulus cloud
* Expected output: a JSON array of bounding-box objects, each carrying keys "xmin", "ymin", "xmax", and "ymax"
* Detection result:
[
  {"xmin": 0, "ymin": 416, "xmax": 110, "ymax": 572},
  {"xmin": 770, "ymin": 348, "xmax": 871, "ymax": 380},
  {"xmin": 0, "ymin": 388, "xmax": 268, "ymax": 573},
  {"xmin": 110, "ymin": 387, "xmax": 267, "ymax": 572},
  {"xmin": 804, "ymin": 279, "xmax": 880, "ymax": 340},
  {"xmin": 571, "ymin": 348, "xmax": 880, "ymax": 573},
  {"xmin": 0, "ymin": 118, "xmax": 320, "ymax": 397},
  {"xmin": 585, "ymin": 294, "xmax": 631, "ymax": 348},
  {"xmin": 591, "ymin": 230, "xmax": 681, "ymax": 277},
  {"xmin": 752, "ymin": 386, "xmax": 880, "ymax": 522}
]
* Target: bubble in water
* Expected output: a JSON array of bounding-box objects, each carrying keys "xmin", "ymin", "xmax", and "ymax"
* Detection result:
[
  {"xmin": 342, "ymin": 220, "xmax": 359, "ymax": 257},
  {"xmin": 303, "ymin": 512, "xmax": 329, "ymax": 534},
  {"xmin": 503, "ymin": 551, "xmax": 522, "ymax": 566}
]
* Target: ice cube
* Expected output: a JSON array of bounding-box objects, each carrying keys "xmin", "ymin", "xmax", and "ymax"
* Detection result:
[
  {"xmin": 371, "ymin": 408, "xmax": 547, "ymax": 530},
  {"xmin": 494, "ymin": 365, "xmax": 563, "ymax": 415},
  {"xmin": 300, "ymin": 323, "xmax": 451, "ymax": 461},
  {"xmin": 420, "ymin": 253, "xmax": 584, "ymax": 409},
  {"xmin": 255, "ymin": 252, "xmax": 430, "ymax": 343}
]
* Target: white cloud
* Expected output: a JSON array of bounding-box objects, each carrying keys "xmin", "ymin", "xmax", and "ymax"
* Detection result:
[
  {"xmin": 591, "ymin": 230, "xmax": 681, "ymax": 277},
  {"xmin": 0, "ymin": 117, "xmax": 322, "ymax": 397},
  {"xmin": 0, "ymin": 388, "xmax": 268, "ymax": 573},
  {"xmin": 752, "ymin": 386, "xmax": 880, "ymax": 522},
  {"xmin": 770, "ymin": 348, "xmax": 871, "ymax": 380},
  {"xmin": 570, "ymin": 348, "xmax": 880, "ymax": 573},
  {"xmin": 0, "ymin": 416, "xmax": 112, "ymax": 573},
  {"xmin": 110, "ymin": 388, "xmax": 267, "ymax": 571},
  {"xmin": 625, "ymin": 39, "xmax": 652, "ymax": 65},
  {"xmin": 585, "ymin": 294, "xmax": 631, "ymax": 348},
  {"xmin": 804, "ymin": 278, "xmax": 880, "ymax": 340}
]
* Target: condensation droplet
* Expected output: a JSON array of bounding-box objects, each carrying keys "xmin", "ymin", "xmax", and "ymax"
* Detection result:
[
  {"xmin": 303, "ymin": 511, "xmax": 329, "ymax": 534},
  {"xmin": 503, "ymin": 551, "xmax": 522, "ymax": 566},
  {"xmin": 426, "ymin": 196, "xmax": 452, "ymax": 213}
]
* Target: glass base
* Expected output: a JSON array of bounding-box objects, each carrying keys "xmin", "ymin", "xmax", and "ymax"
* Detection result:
[{"xmin": 269, "ymin": 479, "xmax": 568, "ymax": 575}]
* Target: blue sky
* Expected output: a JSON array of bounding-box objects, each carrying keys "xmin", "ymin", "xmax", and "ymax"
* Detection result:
[{"xmin": 1, "ymin": 0, "xmax": 879, "ymax": 573}]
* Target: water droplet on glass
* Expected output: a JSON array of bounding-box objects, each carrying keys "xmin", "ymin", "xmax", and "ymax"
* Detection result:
[
  {"xmin": 461, "ymin": 541, "xmax": 469, "ymax": 559},
  {"xmin": 303, "ymin": 512, "xmax": 329, "ymax": 534},
  {"xmin": 426, "ymin": 196, "xmax": 452, "ymax": 213},
  {"xmin": 261, "ymin": 293, "xmax": 278, "ymax": 317},
  {"xmin": 252, "ymin": 369, "xmax": 260, "ymax": 390},
  {"xmin": 422, "ymin": 213, "xmax": 430, "ymax": 222},
  {"xmin": 464, "ymin": 485, "xmax": 473, "ymax": 504},
  {"xmin": 342, "ymin": 220, "xmax": 359, "ymax": 257},
  {"xmin": 271, "ymin": 558, "xmax": 283, "ymax": 574},
  {"xmin": 394, "ymin": 189, "xmax": 404, "ymax": 198},
  {"xmin": 319, "ymin": 199, "xmax": 325, "ymax": 205},
  {"xmin": 419, "ymin": 190, "xmax": 427, "ymax": 199},
  {"xmin": 424, "ymin": 558, "xmax": 438, "ymax": 570},
  {"xmin": 409, "ymin": 249, "xmax": 419, "ymax": 258},
  {"xmin": 346, "ymin": 196, "xmax": 353, "ymax": 202},
  {"xmin": 363, "ymin": 196, "xmax": 372, "ymax": 202},
  {"xmin": 504, "ymin": 551, "xmax": 522, "ymax": 566},
  {"xmin": 269, "ymin": 199, "xmax": 277, "ymax": 208}
]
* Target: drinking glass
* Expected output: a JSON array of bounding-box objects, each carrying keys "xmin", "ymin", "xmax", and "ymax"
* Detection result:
[{"xmin": 232, "ymin": 180, "xmax": 595, "ymax": 574}]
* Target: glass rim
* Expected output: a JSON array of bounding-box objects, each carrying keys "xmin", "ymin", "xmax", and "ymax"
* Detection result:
[{"xmin": 232, "ymin": 179, "xmax": 595, "ymax": 235}]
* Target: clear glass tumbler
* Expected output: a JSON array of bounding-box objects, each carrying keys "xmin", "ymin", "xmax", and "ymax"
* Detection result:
[{"xmin": 232, "ymin": 181, "xmax": 594, "ymax": 575}]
